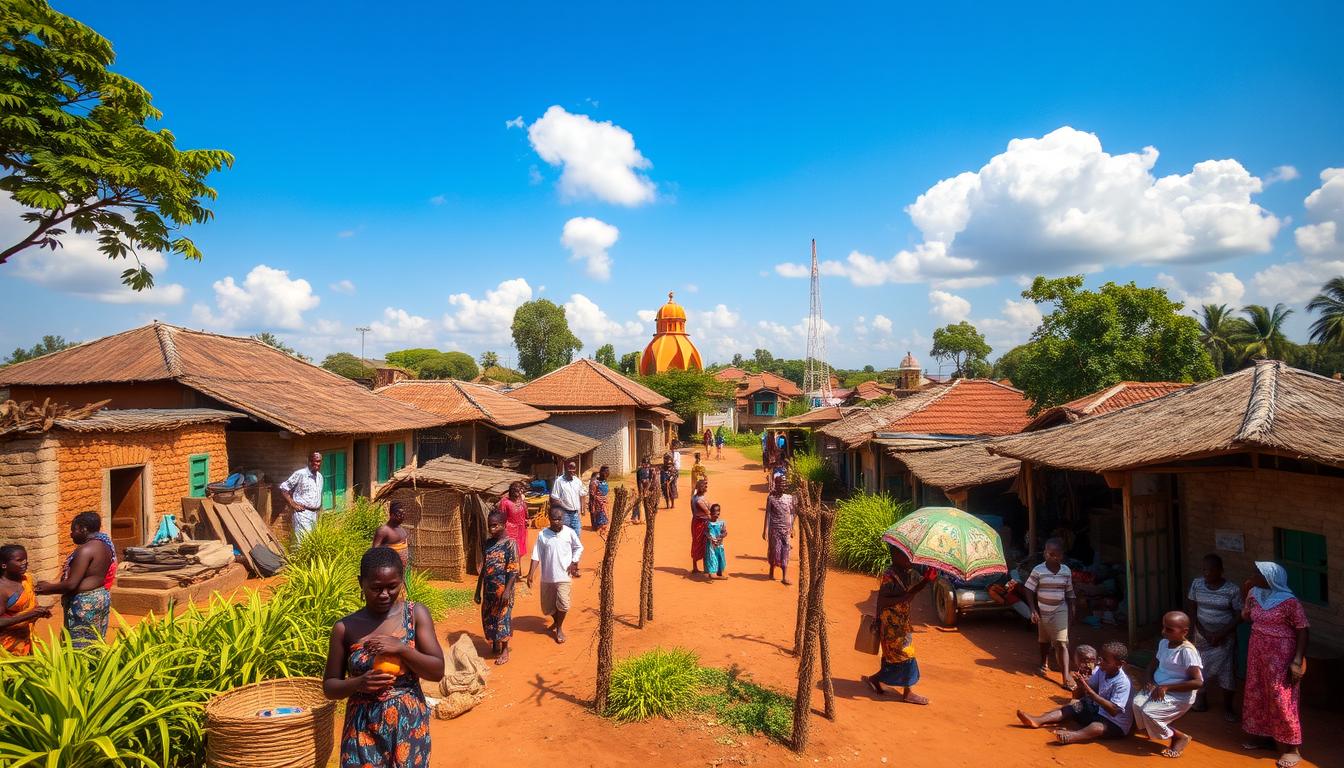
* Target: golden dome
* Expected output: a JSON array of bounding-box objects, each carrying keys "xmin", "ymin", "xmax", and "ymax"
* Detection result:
[{"xmin": 640, "ymin": 291, "xmax": 703, "ymax": 375}]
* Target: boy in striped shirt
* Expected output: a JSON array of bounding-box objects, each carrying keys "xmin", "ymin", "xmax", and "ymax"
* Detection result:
[{"xmin": 1025, "ymin": 538, "xmax": 1076, "ymax": 689}]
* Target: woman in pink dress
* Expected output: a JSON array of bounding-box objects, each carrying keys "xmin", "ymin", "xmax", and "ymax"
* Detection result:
[
  {"xmin": 497, "ymin": 481, "xmax": 529, "ymax": 558},
  {"xmin": 1240, "ymin": 561, "xmax": 1309, "ymax": 768}
]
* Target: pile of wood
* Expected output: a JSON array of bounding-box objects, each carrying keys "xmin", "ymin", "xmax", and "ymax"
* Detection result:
[
  {"xmin": 199, "ymin": 494, "xmax": 285, "ymax": 576},
  {"xmin": 0, "ymin": 398, "xmax": 109, "ymax": 436}
]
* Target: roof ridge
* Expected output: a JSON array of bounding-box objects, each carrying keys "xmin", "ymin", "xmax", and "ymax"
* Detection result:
[
  {"xmin": 1081, "ymin": 382, "xmax": 1127, "ymax": 415},
  {"xmin": 454, "ymin": 380, "xmax": 493, "ymax": 421},
  {"xmin": 154, "ymin": 322, "xmax": 183, "ymax": 377},
  {"xmin": 1236, "ymin": 360, "xmax": 1280, "ymax": 444}
]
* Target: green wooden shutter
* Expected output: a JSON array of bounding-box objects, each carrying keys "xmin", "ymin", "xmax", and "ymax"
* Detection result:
[
  {"xmin": 189, "ymin": 454, "xmax": 210, "ymax": 497},
  {"xmin": 377, "ymin": 444, "xmax": 390, "ymax": 483},
  {"xmin": 394, "ymin": 441, "xmax": 405, "ymax": 472},
  {"xmin": 328, "ymin": 451, "xmax": 348, "ymax": 509}
]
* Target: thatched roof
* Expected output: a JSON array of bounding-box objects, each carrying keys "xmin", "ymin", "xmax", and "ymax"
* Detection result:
[
  {"xmin": 894, "ymin": 440, "xmax": 1021, "ymax": 492},
  {"xmin": 1, "ymin": 399, "xmax": 243, "ymax": 437},
  {"xmin": 508, "ymin": 359, "xmax": 670, "ymax": 409},
  {"xmin": 820, "ymin": 379, "xmax": 1032, "ymax": 448},
  {"xmin": 1023, "ymin": 381, "xmax": 1190, "ymax": 431},
  {"xmin": 989, "ymin": 361, "xmax": 1344, "ymax": 472},
  {"xmin": 496, "ymin": 421, "xmax": 602, "ymax": 458},
  {"xmin": 373, "ymin": 455, "xmax": 528, "ymax": 498},
  {"xmin": 375, "ymin": 379, "xmax": 547, "ymax": 428},
  {"xmin": 818, "ymin": 385, "xmax": 950, "ymax": 447},
  {"xmin": 0, "ymin": 323, "xmax": 443, "ymax": 436}
]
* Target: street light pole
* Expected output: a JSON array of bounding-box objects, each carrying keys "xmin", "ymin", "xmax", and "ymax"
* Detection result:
[{"xmin": 355, "ymin": 326, "xmax": 370, "ymax": 361}]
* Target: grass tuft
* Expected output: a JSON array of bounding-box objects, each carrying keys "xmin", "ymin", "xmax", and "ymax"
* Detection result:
[{"xmin": 832, "ymin": 492, "xmax": 910, "ymax": 574}]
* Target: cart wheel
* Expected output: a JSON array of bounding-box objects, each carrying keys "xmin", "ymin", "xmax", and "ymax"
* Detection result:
[{"xmin": 934, "ymin": 581, "xmax": 958, "ymax": 627}]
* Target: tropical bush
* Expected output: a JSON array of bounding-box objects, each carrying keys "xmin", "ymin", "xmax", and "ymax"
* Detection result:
[
  {"xmin": 832, "ymin": 492, "xmax": 910, "ymax": 574},
  {"xmin": 788, "ymin": 451, "xmax": 835, "ymax": 487}
]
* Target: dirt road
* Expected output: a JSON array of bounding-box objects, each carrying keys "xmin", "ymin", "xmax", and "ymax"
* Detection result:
[{"xmin": 422, "ymin": 448, "xmax": 1342, "ymax": 767}]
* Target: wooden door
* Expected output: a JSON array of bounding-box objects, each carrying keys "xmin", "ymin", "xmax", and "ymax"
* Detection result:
[
  {"xmin": 1130, "ymin": 478, "xmax": 1175, "ymax": 628},
  {"xmin": 108, "ymin": 466, "xmax": 145, "ymax": 553}
]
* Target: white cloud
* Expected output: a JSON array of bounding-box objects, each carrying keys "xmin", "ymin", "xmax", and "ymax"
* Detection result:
[
  {"xmin": 560, "ymin": 216, "xmax": 619, "ymax": 280},
  {"xmin": 774, "ymin": 263, "xmax": 810, "ymax": 278},
  {"xmin": 1155, "ymin": 271, "xmax": 1245, "ymax": 309},
  {"xmin": 684, "ymin": 283, "xmax": 699, "ymax": 293},
  {"xmin": 527, "ymin": 106, "xmax": 656, "ymax": 206},
  {"xmin": 636, "ymin": 309, "xmax": 657, "ymax": 323},
  {"xmin": 777, "ymin": 243, "xmax": 976, "ymax": 286},
  {"xmin": 1265, "ymin": 165, "xmax": 1300, "ymax": 186},
  {"xmin": 1252, "ymin": 259, "xmax": 1344, "ymax": 304},
  {"xmin": 442, "ymin": 278, "xmax": 534, "ymax": 343},
  {"xmin": 695, "ymin": 303, "xmax": 740, "ymax": 331},
  {"xmin": 563, "ymin": 293, "xmax": 644, "ymax": 346},
  {"xmin": 872, "ymin": 314, "xmax": 893, "ymax": 334},
  {"xmin": 504, "ymin": 116, "xmax": 524, "ymax": 129},
  {"xmin": 1295, "ymin": 168, "xmax": 1344, "ymax": 259},
  {"xmin": 192, "ymin": 265, "xmax": 320, "ymax": 330},
  {"xmin": 928, "ymin": 290, "xmax": 971, "ymax": 322},
  {"xmin": 337, "ymin": 229, "xmax": 356, "ymax": 239},
  {"xmin": 370, "ymin": 307, "xmax": 436, "ymax": 345},
  {"xmin": 428, "ymin": 194, "xmax": 446, "ymax": 206},
  {"xmin": 977, "ymin": 299, "xmax": 1043, "ymax": 351},
  {"xmin": 932, "ymin": 275, "xmax": 996, "ymax": 290},
  {"xmin": 330, "ymin": 279, "xmax": 356, "ymax": 294}
]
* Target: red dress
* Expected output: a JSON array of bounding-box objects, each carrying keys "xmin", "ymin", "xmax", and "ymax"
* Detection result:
[
  {"xmin": 498, "ymin": 497, "xmax": 529, "ymax": 557},
  {"xmin": 690, "ymin": 493, "xmax": 709, "ymax": 563},
  {"xmin": 1241, "ymin": 594, "xmax": 1309, "ymax": 745}
]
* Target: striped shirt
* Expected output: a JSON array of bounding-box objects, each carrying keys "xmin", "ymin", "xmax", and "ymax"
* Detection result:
[
  {"xmin": 1187, "ymin": 577, "xmax": 1242, "ymax": 634},
  {"xmin": 1025, "ymin": 562, "xmax": 1074, "ymax": 616}
]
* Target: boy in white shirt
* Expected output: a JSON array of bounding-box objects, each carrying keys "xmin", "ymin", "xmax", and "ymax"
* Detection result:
[
  {"xmin": 527, "ymin": 507, "xmax": 584, "ymax": 645},
  {"xmin": 1132, "ymin": 611, "xmax": 1204, "ymax": 758}
]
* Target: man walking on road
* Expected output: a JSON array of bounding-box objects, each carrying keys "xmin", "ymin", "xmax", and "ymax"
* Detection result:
[
  {"xmin": 280, "ymin": 451, "xmax": 324, "ymax": 543},
  {"xmin": 550, "ymin": 460, "xmax": 587, "ymax": 555}
]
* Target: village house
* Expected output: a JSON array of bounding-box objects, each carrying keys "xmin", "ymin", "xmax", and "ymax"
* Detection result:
[
  {"xmin": 374, "ymin": 379, "xmax": 599, "ymax": 481},
  {"xmin": 0, "ymin": 322, "xmax": 445, "ymax": 540},
  {"xmin": 505, "ymin": 358, "xmax": 679, "ymax": 474},
  {"xmin": 715, "ymin": 370, "xmax": 804, "ymax": 432}
]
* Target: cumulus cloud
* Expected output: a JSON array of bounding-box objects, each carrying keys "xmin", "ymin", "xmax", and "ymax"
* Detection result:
[
  {"xmin": 504, "ymin": 116, "xmax": 524, "ymax": 129},
  {"xmin": 1264, "ymin": 165, "xmax": 1300, "ymax": 186},
  {"xmin": 928, "ymin": 290, "xmax": 971, "ymax": 322},
  {"xmin": 636, "ymin": 309, "xmax": 657, "ymax": 323},
  {"xmin": 1155, "ymin": 271, "xmax": 1245, "ymax": 309},
  {"xmin": 527, "ymin": 106, "xmax": 656, "ymax": 206},
  {"xmin": 560, "ymin": 216, "xmax": 619, "ymax": 280},
  {"xmin": 370, "ymin": 307, "xmax": 436, "ymax": 345},
  {"xmin": 695, "ymin": 303, "xmax": 740, "ymax": 331},
  {"xmin": 563, "ymin": 293, "xmax": 644, "ymax": 345},
  {"xmin": 428, "ymin": 194, "xmax": 447, "ymax": 206},
  {"xmin": 1253, "ymin": 169, "xmax": 1344, "ymax": 303},
  {"xmin": 442, "ymin": 278, "xmax": 534, "ymax": 343},
  {"xmin": 872, "ymin": 314, "xmax": 894, "ymax": 334},
  {"xmin": 977, "ymin": 299, "xmax": 1043, "ymax": 350},
  {"xmin": 192, "ymin": 265, "xmax": 319, "ymax": 330},
  {"xmin": 777, "ymin": 243, "xmax": 975, "ymax": 286},
  {"xmin": 330, "ymin": 279, "xmax": 356, "ymax": 294}
]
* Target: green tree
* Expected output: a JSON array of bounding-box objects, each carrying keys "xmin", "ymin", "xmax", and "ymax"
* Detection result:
[
  {"xmin": 1235, "ymin": 303, "xmax": 1294, "ymax": 363},
  {"xmin": 618, "ymin": 351, "xmax": 640, "ymax": 376},
  {"xmin": 481, "ymin": 365, "xmax": 524, "ymax": 384},
  {"xmin": 774, "ymin": 358, "xmax": 806, "ymax": 387},
  {"xmin": 929, "ymin": 322, "xmax": 992, "ymax": 378},
  {"xmin": 990, "ymin": 344, "xmax": 1030, "ymax": 383},
  {"xmin": 1013, "ymin": 276, "xmax": 1217, "ymax": 411},
  {"xmin": 594, "ymin": 343, "xmax": 617, "ymax": 368},
  {"xmin": 250, "ymin": 332, "xmax": 308, "ymax": 361},
  {"xmin": 0, "ymin": 1, "xmax": 233, "ymax": 290},
  {"xmin": 779, "ymin": 398, "xmax": 811, "ymax": 419},
  {"xmin": 384, "ymin": 348, "xmax": 440, "ymax": 370},
  {"xmin": 416, "ymin": 351, "xmax": 478, "ymax": 380},
  {"xmin": 511, "ymin": 299, "xmax": 582, "ymax": 379},
  {"xmin": 1307, "ymin": 276, "xmax": 1344, "ymax": 350},
  {"xmin": 478, "ymin": 350, "xmax": 500, "ymax": 369},
  {"xmin": 752, "ymin": 348, "xmax": 775, "ymax": 368},
  {"xmin": 639, "ymin": 369, "xmax": 735, "ymax": 423},
  {"xmin": 3, "ymin": 333, "xmax": 74, "ymax": 365},
  {"xmin": 321, "ymin": 352, "xmax": 374, "ymax": 381},
  {"xmin": 730, "ymin": 353, "xmax": 745, "ymax": 367},
  {"xmin": 1197, "ymin": 304, "xmax": 1240, "ymax": 374}
]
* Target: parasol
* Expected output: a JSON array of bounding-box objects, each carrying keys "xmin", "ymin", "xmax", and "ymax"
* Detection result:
[{"xmin": 881, "ymin": 506, "xmax": 1007, "ymax": 581}]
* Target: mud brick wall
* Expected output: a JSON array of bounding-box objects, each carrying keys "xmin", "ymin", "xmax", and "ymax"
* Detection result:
[
  {"xmin": 1179, "ymin": 468, "xmax": 1344, "ymax": 648},
  {"xmin": 546, "ymin": 411, "xmax": 631, "ymax": 473},
  {"xmin": 0, "ymin": 436, "xmax": 60, "ymax": 580}
]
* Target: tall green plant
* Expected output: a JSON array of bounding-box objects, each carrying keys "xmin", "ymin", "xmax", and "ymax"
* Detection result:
[
  {"xmin": 605, "ymin": 648, "xmax": 702, "ymax": 721},
  {"xmin": 832, "ymin": 493, "xmax": 909, "ymax": 574}
]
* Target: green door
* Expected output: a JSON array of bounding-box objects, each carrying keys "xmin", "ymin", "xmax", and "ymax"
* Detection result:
[
  {"xmin": 188, "ymin": 454, "xmax": 210, "ymax": 497},
  {"xmin": 322, "ymin": 451, "xmax": 348, "ymax": 510}
]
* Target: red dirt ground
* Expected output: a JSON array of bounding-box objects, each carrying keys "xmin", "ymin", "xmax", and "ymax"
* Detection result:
[{"xmin": 28, "ymin": 447, "xmax": 1342, "ymax": 767}]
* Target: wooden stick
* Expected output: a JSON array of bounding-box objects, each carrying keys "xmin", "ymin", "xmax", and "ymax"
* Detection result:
[
  {"xmin": 790, "ymin": 491, "xmax": 821, "ymax": 752},
  {"xmin": 814, "ymin": 500, "xmax": 836, "ymax": 721},
  {"xmin": 638, "ymin": 484, "xmax": 660, "ymax": 626},
  {"xmin": 792, "ymin": 481, "xmax": 811, "ymax": 656},
  {"xmin": 593, "ymin": 487, "xmax": 630, "ymax": 713}
]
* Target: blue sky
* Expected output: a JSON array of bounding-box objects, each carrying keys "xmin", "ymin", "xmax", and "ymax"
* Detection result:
[{"xmin": 3, "ymin": 1, "xmax": 1343, "ymax": 370}]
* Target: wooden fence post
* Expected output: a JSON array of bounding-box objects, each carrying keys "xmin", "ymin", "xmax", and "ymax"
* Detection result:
[
  {"xmin": 638, "ymin": 484, "xmax": 660, "ymax": 626},
  {"xmin": 594, "ymin": 487, "xmax": 630, "ymax": 713}
]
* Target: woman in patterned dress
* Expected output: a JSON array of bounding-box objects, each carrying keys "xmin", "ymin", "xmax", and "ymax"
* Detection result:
[
  {"xmin": 475, "ymin": 511, "xmax": 519, "ymax": 664},
  {"xmin": 762, "ymin": 475, "xmax": 796, "ymax": 585},
  {"xmin": 1240, "ymin": 561, "xmax": 1309, "ymax": 768},
  {"xmin": 497, "ymin": 482, "xmax": 530, "ymax": 561},
  {"xmin": 324, "ymin": 547, "xmax": 445, "ymax": 768},
  {"xmin": 862, "ymin": 544, "xmax": 937, "ymax": 705},
  {"xmin": 588, "ymin": 466, "xmax": 611, "ymax": 538}
]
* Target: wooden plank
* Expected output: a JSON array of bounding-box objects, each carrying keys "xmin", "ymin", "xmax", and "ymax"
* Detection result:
[
  {"xmin": 224, "ymin": 500, "xmax": 269, "ymax": 552},
  {"xmin": 200, "ymin": 498, "xmax": 260, "ymax": 575},
  {"xmin": 1121, "ymin": 474, "xmax": 1137, "ymax": 651}
]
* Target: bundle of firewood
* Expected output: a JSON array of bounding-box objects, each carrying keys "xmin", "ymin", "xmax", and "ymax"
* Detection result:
[{"xmin": 0, "ymin": 398, "xmax": 109, "ymax": 436}]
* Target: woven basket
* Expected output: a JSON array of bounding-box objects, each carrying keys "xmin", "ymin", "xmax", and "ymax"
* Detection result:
[{"xmin": 204, "ymin": 677, "xmax": 336, "ymax": 768}]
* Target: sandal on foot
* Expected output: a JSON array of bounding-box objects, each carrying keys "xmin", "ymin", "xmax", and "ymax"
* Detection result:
[
  {"xmin": 862, "ymin": 675, "xmax": 885, "ymax": 696},
  {"xmin": 1276, "ymin": 755, "xmax": 1301, "ymax": 768},
  {"xmin": 901, "ymin": 691, "xmax": 930, "ymax": 705}
]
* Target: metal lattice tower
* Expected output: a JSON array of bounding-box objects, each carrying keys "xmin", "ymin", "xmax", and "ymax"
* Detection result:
[{"xmin": 803, "ymin": 238, "xmax": 833, "ymax": 406}]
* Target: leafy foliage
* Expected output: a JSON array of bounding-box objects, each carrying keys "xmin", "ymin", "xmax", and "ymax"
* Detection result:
[
  {"xmin": 480, "ymin": 365, "xmax": 524, "ymax": 383},
  {"xmin": 384, "ymin": 348, "xmax": 440, "ymax": 370},
  {"xmin": 930, "ymin": 321, "xmax": 992, "ymax": 378},
  {"xmin": 789, "ymin": 451, "xmax": 835, "ymax": 487},
  {"xmin": 415, "ymin": 351, "xmax": 479, "ymax": 381},
  {"xmin": 618, "ymin": 351, "xmax": 639, "ymax": 375},
  {"xmin": 1197, "ymin": 304, "xmax": 1239, "ymax": 374},
  {"xmin": 511, "ymin": 299, "xmax": 583, "ymax": 379},
  {"xmin": 250, "ymin": 332, "xmax": 308, "ymax": 361},
  {"xmin": 478, "ymin": 350, "xmax": 500, "ymax": 369},
  {"xmin": 320, "ymin": 351, "xmax": 374, "ymax": 381},
  {"xmin": 594, "ymin": 343, "xmax": 617, "ymax": 368},
  {"xmin": 990, "ymin": 344, "xmax": 1029, "ymax": 383},
  {"xmin": 3, "ymin": 333, "xmax": 74, "ymax": 365},
  {"xmin": 832, "ymin": 493, "xmax": 909, "ymax": 574},
  {"xmin": 605, "ymin": 648, "xmax": 703, "ymax": 721},
  {"xmin": 1012, "ymin": 276, "xmax": 1217, "ymax": 411},
  {"xmin": 1307, "ymin": 276, "xmax": 1344, "ymax": 350},
  {"xmin": 1235, "ymin": 303, "xmax": 1294, "ymax": 363},
  {"xmin": 639, "ymin": 369, "xmax": 735, "ymax": 423},
  {"xmin": 778, "ymin": 398, "xmax": 810, "ymax": 419},
  {"xmin": 694, "ymin": 666, "xmax": 794, "ymax": 743},
  {"xmin": 0, "ymin": 1, "xmax": 233, "ymax": 288}
]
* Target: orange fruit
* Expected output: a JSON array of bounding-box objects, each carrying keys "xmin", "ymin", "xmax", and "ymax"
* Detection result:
[{"xmin": 372, "ymin": 654, "xmax": 403, "ymax": 676}]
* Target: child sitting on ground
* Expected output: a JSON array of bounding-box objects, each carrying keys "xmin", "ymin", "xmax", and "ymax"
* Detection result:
[
  {"xmin": 1017, "ymin": 642, "xmax": 1133, "ymax": 744},
  {"xmin": 704, "ymin": 504, "xmax": 728, "ymax": 580},
  {"xmin": 1132, "ymin": 611, "xmax": 1203, "ymax": 758}
]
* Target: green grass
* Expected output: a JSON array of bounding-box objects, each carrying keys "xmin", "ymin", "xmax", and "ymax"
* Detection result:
[
  {"xmin": 694, "ymin": 666, "xmax": 794, "ymax": 743},
  {"xmin": 832, "ymin": 492, "xmax": 910, "ymax": 574},
  {"xmin": 788, "ymin": 451, "xmax": 835, "ymax": 486}
]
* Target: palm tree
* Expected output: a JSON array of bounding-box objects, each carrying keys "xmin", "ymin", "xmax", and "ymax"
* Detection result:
[
  {"xmin": 1197, "ymin": 304, "xmax": 1239, "ymax": 373},
  {"xmin": 1306, "ymin": 276, "xmax": 1344, "ymax": 349},
  {"xmin": 1237, "ymin": 303, "xmax": 1295, "ymax": 362}
]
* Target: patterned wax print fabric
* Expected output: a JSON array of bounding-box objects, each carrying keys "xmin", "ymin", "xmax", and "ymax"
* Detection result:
[
  {"xmin": 340, "ymin": 601, "xmax": 431, "ymax": 768},
  {"xmin": 480, "ymin": 538, "xmax": 518, "ymax": 642},
  {"xmin": 704, "ymin": 519, "xmax": 726, "ymax": 574},
  {"xmin": 764, "ymin": 493, "xmax": 795, "ymax": 568},
  {"xmin": 62, "ymin": 587, "xmax": 110, "ymax": 649},
  {"xmin": 588, "ymin": 479, "xmax": 609, "ymax": 528},
  {"xmin": 690, "ymin": 494, "xmax": 709, "ymax": 563},
  {"xmin": 1241, "ymin": 594, "xmax": 1309, "ymax": 746},
  {"xmin": 0, "ymin": 573, "xmax": 37, "ymax": 655},
  {"xmin": 874, "ymin": 566, "xmax": 922, "ymax": 687}
]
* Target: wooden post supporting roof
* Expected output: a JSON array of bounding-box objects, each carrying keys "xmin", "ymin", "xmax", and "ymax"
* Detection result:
[
  {"xmin": 471, "ymin": 422, "xmax": 477, "ymax": 463},
  {"xmin": 1025, "ymin": 462, "xmax": 1037, "ymax": 556},
  {"xmin": 1121, "ymin": 472, "xmax": 1137, "ymax": 650}
]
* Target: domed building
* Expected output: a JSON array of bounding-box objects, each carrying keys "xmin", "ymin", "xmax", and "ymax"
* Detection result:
[
  {"xmin": 639, "ymin": 292, "xmax": 704, "ymax": 376},
  {"xmin": 897, "ymin": 351, "xmax": 922, "ymax": 391}
]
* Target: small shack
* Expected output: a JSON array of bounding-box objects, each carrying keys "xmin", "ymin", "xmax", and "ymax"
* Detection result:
[{"xmin": 373, "ymin": 455, "xmax": 527, "ymax": 581}]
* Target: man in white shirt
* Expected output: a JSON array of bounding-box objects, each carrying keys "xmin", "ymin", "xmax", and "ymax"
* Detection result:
[
  {"xmin": 549, "ymin": 460, "xmax": 587, "ymax": 543},
  {"xmin": 527, "ymin": 506, "xmax": 584, "ymax": 644},
  {"xmin": 670, "ymin": 441, "xmax": 682, "ymax": 472},
  {"xmin": 279, "ymin": 451, "xmax": 323, "ymax": 543}
]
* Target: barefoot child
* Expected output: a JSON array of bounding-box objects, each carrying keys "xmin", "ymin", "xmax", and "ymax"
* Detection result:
[
  {"xmin": 323, "ymin": 547, "xmax": 445, "ymax": 768},
  {"xmin": 527, "ymin": 507, "xmax": 583, "ymax": 644},
  {"xmin": 1017, "ymin": 642, "xmax": 1132, "ymax": 744},
  {"xmin": 1025, "ymin": 538, "xmax": 1076, "ymax": 688},
  {"xmin": 0, "ymin": 544, "xmax": 52, "ymax": 656},
  {"xmin": 705, "ymin": 504, "xmax": 727, "ymax": 580},
  {"xmin": 371, "ymin": 501, "xmax": 410, "ymax": 565},
  {"xmin": 474, "ymin": 511, "xmax": 518, "ymax": 664},
  {"xmin": 1132, "ymin": 611, "xmax": 1203, "ymax": 758}
]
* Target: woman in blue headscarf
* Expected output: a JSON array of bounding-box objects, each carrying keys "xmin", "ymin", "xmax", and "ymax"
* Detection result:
[{"xmin": 1239, "ymin": 561, "xmax": 1309, "ymax": 767}]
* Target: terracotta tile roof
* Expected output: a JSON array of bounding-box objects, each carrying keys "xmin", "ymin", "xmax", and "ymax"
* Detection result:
[
  {"xmin": 1025, "ymin": 381, "xmax": 1191, "ymax": 431},
  {"xmin": 739, "ymin": 372, "xmax": 803, "ymax": 398},
  {"xmin": 769, "ymin": 405, "xmax": 852, "ymax": 428},
  {"xmin": 647, "ymin": 406, "xmax": 685, "ymax": 425},
  {"xmin": 820, "ymin": 379, "xmax": 1032, "ymax": 447},
  {"xmin": 818, "ymin": 384, "xmax": 951, "ymax": 447},
  {"xmin": 0, "ymin": 322, "xmax": 444, "ymax": 436},
  {"xmin": 376, "ymin": 380, "xmax": 547, "ymax": 428},
  {"xmin": 507, "ymin": 358, "xmax": 670, "ymax": 409},
  {"xmin": 713, "ymin": 366, "xmax": 749, "ymax": 382},
  {"xmin": 851, "ymin": 380, "xmax": 894, "ymax": 401}
]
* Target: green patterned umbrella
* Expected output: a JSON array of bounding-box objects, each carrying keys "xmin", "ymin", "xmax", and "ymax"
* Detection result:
[{"xmin": 881, "ymin": 506, "xmax": 1006, "ymax": 580}]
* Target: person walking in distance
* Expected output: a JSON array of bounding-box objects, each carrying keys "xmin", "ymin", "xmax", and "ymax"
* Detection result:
[
  {"xmin": 280, "ymin": 451, "xmax": 324, "ymax": 543},
  {"xmin": 549, "ymin": 460, "xmax": 587, "ymax": 557}
]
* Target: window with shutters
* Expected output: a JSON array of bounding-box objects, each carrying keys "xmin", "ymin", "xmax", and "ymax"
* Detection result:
[
  {"xmin": 377, "ymin": 441, "xmax": 407, "ymax": 483},
  {"xmin": 1275, "ymin": 528, "xmax": 1328, "ymax": 605},
  {"xmin": 188, "ymin": 454, "xmax": 210, "ymax": 497}
]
